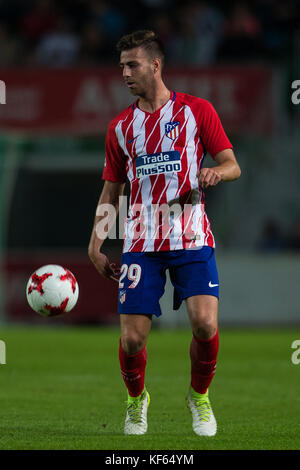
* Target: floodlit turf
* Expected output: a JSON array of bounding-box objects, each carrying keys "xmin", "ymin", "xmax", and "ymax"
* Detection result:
[{"xmin": 0, "ymin": 325, "xmax": 300, "ymax": 450}]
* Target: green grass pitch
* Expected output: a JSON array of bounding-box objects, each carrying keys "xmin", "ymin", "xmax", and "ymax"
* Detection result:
[{"xmin": 0, "ymin": 325, "xmax": 299, "ymax": 450}]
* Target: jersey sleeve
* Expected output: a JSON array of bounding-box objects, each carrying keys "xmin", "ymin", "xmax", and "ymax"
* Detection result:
[
  {"xmin": 102, "ymin": 121, "xmax": 127, "ymax": 183},
  {"xmin": 199, "ymin": 100, "xmax": 233, "ymax": 159}
]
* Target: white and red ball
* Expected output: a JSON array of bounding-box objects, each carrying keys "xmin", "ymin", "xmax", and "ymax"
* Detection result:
[{"xmin": 26, "ymin": 265, "xmax": 79, "ymax": 317}]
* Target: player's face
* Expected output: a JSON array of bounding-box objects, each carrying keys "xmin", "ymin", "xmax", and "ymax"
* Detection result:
[{"xmin": 120, "ymin": 47, "xmax": 156, "ymax": 97}]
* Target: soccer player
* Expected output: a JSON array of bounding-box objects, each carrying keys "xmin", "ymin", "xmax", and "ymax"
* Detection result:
[{"xmin": 88, "ymin": 30, "xmax": 241, "ymax": 436}]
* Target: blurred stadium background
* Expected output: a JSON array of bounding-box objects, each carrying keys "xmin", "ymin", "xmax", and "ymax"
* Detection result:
[{"xmin": 0, "ymin": 0, "xmax": 300, "ymax": 328}]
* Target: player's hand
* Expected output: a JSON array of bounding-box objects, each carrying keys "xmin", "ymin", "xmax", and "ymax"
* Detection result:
[
  {"xmin": 197, "ymin": 168, "xmax": 222, "ymax": 189},
  {"xmin": 89, "ymin": 251, "xmax": 120, "ymax": 283}
]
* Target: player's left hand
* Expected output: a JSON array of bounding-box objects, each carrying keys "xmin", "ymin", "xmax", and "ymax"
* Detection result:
[
  {"xmin": 197, "ymin": 168, "xmax": 222, "ymax": 189},
  {"xmin": 110, "ymin": 263, "xmax": 121, "ymax": 283}
]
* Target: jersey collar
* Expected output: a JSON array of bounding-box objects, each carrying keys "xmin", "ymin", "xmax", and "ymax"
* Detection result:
[{"xmin": 132, "ymin": 91, "xmax": 176, "ymax": 112}]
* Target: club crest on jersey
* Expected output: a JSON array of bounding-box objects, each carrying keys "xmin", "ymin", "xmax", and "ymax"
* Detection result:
[{"xmin": 165, "ymin": 121, "xmax": 180, "ymax": 140}]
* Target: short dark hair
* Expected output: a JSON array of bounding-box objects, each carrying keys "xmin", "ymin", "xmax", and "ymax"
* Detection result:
[{"xmin": 116, "ymin": 30, "xmax": 165, "ymax": 68}]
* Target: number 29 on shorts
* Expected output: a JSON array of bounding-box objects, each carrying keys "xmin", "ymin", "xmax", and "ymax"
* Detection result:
[{"xmin": 119, "ymin": 263, "xmax": 142, "ymax": 289}]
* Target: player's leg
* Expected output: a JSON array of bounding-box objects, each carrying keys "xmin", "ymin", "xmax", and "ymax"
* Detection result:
[
  {"xmin": 186, "ymin": 294, "xmax": 219, "ymax": 394},
  {"xmin": 117, "ymin": 252, "xmax": 166, "ymax": 434},
  {"xmin": 186, "ymin": 294, "xmax": 219, "ymax": 436},
  {"xmin": 119, "ymin": 313, "xmax": 152, "ymax": 435},
  {"xmin": 119, "ymin": 313, "xmax": 152, "ymax": 397},
  {"xmin": 169, "ymin": 247, "xmax": 219, "ymax": 436},
  {"xmin": 186, "ymin": 294, "xmax": 218, "ymax": 339}
]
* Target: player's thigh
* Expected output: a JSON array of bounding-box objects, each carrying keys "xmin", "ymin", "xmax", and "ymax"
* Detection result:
[
  {"xmin": 169, "ymin": 247, "xmax": 219, "ymax": 311},
  {"xmin": 120, "ymin": 313, "xmax": 152, "ymax": 354},
  {"xmin": 118, "ymin": 252, "xmax": 166, "ymax": 317},
  {"xmin": 186, "ymin": 295, "xmax": 218, "ymax": 339}
]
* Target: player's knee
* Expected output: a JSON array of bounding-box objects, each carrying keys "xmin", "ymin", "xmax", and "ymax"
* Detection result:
[
  {"xmin": 192, "ymin": 314, "xmax": 217, "ymax": 340},
  {"xmin": 121, "ymin": 332, "xmax": 146, "ymax": 355}
]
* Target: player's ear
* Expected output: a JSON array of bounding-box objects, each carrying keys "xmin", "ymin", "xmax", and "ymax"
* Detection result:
[{"xmin": 152, "ymin": 58, "xmax": 161, "ymax": 74}]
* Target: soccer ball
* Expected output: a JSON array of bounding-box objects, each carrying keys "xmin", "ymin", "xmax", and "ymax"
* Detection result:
[{"xmin": 26, "ymin": 265, "xmax": 79, "ymax": 317}]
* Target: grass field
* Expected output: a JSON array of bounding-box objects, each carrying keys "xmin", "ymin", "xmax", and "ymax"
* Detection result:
[{"xmin": 0, "ymin": 325, "xmax": 299, "ymax": 450}]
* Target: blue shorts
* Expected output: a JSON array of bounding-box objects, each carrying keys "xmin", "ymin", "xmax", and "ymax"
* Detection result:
[{"xmin": 118, "ymin": 247, "xmax": 219, "ymax": 317}]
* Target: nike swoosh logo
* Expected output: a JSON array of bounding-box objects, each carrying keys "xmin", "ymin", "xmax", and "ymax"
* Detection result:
[
  {"xmin": 209, "ymin": 281, "xmax": 219, "ymax": 288},
  {"xmin": 127, "ymin": 136, "xmax": 139, "ymax": 144}
]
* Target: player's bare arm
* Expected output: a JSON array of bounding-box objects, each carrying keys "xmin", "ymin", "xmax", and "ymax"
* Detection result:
[
  {"xmin": 88, "ymin": 180, "xmax": 125, "ymax": 282},
  {"xmin": 197, "ymin": 148, "xmax": 241, "ymax": 189}
]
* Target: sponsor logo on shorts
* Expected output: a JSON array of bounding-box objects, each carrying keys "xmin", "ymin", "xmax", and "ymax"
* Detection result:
[
  {"xmin": 208, "ymin": 281, "xmax": 219, "ymax": 288},
  {"xmin": 136, "ymin": 151, "xmax": 181, "ymax": 179}
]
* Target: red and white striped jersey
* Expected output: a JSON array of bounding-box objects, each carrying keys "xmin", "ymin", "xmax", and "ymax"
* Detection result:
[{"xmin": 102, "ymin": 91, "xmax": 233, "ymax": 253}]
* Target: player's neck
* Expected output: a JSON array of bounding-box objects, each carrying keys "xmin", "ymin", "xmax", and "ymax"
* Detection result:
[{"xmin": 138, "ymin": 83, "xmax": 171, "ymax": 114}]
